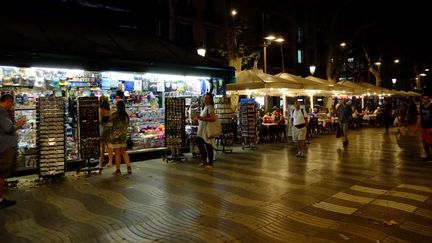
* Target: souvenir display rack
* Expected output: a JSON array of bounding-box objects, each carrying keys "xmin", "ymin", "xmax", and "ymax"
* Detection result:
[
  {"xmin": 185, "ymin": 96, "xmax": 201, "ymax": 158},
  {"xmin": 76, "ymin": 97, "xmax": 101, "ymax": 173},
  {"xmin": 164, "ymin": 97, "xmax": 186, "ymax": 162},
  {"xmin": 38, "ymin": 97, "xmax": 66, "ymax": 177},
  {"xmin": 0, "ymin": 87, "xmax": 39, "ymax": 175},
  {"xmin": 214, "ymin": 96, "xmax": 233, "ymax": 153},
  {"xmin": 127, "ymin": 103, "xmax": 165, "ymax": 150},
  {"xmin": 239, "ymin": 100, "xmax": 257, "ymax": 150},
  {"xmin": 65, "ymin": 96, "xmax": 79, "ymax": 161}
]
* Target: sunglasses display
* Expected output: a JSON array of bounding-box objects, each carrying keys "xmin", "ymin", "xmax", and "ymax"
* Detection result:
[
  {"xmin": 38, "ymin": 97, "xmax": 66, "ymax": 177},
  {"xmin": 77, "ymin": 97, "xmax": 100, "ymax": 160}
]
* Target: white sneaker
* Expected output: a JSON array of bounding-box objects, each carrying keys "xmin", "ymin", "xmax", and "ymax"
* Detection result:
[
  {"xmin": 296, "ymin": 151, "xmax": 301, "ymax": 157},
  {"xmin": 299, "ymin": 151, "xmax": 305, "ymax": 157}
]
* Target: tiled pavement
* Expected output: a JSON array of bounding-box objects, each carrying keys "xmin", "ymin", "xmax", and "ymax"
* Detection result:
[{"xmin": 1, "ymin": 127, "xmax": 432, "ymax": 242}]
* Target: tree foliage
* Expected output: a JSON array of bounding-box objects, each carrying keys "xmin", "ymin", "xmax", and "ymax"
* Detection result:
[{"xmin": 212, "ymin": 15, "xmax": 256, "ymax": 71}]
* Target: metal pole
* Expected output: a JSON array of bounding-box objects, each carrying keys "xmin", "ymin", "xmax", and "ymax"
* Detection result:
[
  {"xmin": 263, "ymin": 45, "xmax": 267, "ymax": 73},
  {"xmin": 280, "ymin": 44, "xmax": 285, "ymax": 73}
]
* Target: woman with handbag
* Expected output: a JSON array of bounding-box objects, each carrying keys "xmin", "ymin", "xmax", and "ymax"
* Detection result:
[{"xmin": 196, "ymin": 93, "xmax": 217, "ymax": 169}]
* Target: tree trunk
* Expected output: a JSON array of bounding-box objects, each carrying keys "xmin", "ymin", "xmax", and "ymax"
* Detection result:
[
  {"xmin": 229, "ymin": 57, "xmax": 242, "ymax": 71},
  {"xmin": 369, "ymin": 66, "xmax": 382, "ymax": 87}
]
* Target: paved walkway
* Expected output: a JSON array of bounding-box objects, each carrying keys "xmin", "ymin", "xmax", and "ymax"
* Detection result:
[{"xmin": 1, "ymin": 127, "xmax": 432, "ymax": 242}]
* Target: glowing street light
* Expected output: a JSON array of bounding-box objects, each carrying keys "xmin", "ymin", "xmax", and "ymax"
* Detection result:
[
  {"xmin": 231, "ymin": 9, "xmax": 237, "ymax": 16},
  {"xmin": 263, "ymin": 35, "xmax": 285, "ymax": 73},
  {"xmin": 197, "ymin": 48, "xmax": 206, "ymax": 57},
  {"xmin": 309, "ymin": 65, "xmax": 316, "ymax": 76}
]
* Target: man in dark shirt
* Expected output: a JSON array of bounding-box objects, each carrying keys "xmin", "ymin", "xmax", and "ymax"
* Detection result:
[
  {"xmin": 0, "ymin": 94, "xmax": 25, "ymax": 209},
  {"xmin": 337, "ymin": 99, "xmax": 352, "ymax": 146},
  {"xmin": 414, "ymin": 93, "xmax": 432, "ymax": 161}
]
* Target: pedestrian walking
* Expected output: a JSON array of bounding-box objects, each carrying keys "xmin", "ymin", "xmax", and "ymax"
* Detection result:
[
  {"xmin": 414, "ymin": 93, "xmax": 432, "ymax": 161},
  {"xmin": 292, "ymin": 100, "xmax": 307, "ymax": 157},
  {"xmin": 337, "ymin": 99, "xmax": 352, "ymax": 146}
]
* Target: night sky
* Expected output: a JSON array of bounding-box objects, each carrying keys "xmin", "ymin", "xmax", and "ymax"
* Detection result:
[
  {"xmin": 319, "ymin": 0, "xmax": 432, "ymax": 68},
  {"xmin": 3, "ymin": 0, "xmax": 432, "ymax": 74}
]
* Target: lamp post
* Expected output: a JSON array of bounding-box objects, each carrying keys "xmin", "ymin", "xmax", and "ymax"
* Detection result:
[
  {"xmin": 278, "ymin": 40, "xmax": 285, "ymax": 73},
  {"xmin": 263, "ymin": 35, "xmax": 284, "ymax": 73}
]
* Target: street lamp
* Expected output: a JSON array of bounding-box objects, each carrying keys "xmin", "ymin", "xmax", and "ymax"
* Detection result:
[
  {"xmin": 392, "ymin": 78, "xmax": 397, "ymax": 88},
  {"xmin": 309, "ymin": 65, "xmax": 316, "ymax": 76},
  {"xmin": 197, "ymin": 48, "xmax": 206, "ymax": 57},
  {"xmin": 263, "ymin": 35, "xmax": 284, "ymax": 73}
]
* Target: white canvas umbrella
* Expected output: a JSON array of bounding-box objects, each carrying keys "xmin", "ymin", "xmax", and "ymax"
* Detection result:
[
  {"xmin": 305, "ymin": 76, "xmax": 353, "ymax": 94},
  {"xmin": 226, "ymin": 69, "xmax": 303, "ymax": 91},
  {"xmin": 337, "ymin": 80, "xmax": 368, "ymax": 95}
]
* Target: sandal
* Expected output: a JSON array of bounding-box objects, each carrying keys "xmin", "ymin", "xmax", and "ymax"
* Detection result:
[
  {"xmin": 127, "ymin": 166, "xmax": 132, "ymax": 174},
  {"xmin": 107, "ymin": 162, "xmax": 113, "ymax": 168},
  {"xmin": 113, "ymin": 169, "xmax": 121, "ymax": 175}
]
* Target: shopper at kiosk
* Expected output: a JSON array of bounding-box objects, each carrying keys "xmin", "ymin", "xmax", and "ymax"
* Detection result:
[
  {"xmin": 108, "ymin": 100, "xmax": 132, "ymax": 175},
  {"xmin": 96, "ymin": 96, "xmax": 113, "ymax": 168},
  {"xmin": 0, "ymin": 94, "xmax": 25, "ymax": 209},
  {"xmin": 197, "ymin": 93, "xmax": 216, "ymax": 169}
]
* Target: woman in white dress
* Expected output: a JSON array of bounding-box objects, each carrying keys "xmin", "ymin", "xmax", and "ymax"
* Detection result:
[{"xmin": 196, "ymin": 93, "xmax": 216, "ymax": 169}]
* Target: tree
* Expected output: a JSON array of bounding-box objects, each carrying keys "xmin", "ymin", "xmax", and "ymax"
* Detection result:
[
  {"xmin": 215, "ymin": 13, "xmax": 256, "ymax": 71},
  {"xmin": 363, "ymin": 47, "xmax": 382, "ymax": 87},
  {"xmin": 318, "ymin": 0, "xmax": 379, "ymax": 85}
]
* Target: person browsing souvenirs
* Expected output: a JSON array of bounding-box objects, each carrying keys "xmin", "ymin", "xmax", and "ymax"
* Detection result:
[
  {"xmin": 96, "ymin": 96, "xmax": 113, "ymax": 168},
  {"xmin": 196, "ymin": 93, "xmax": 216, "ymax": 169},
  {"xmin": 0, "ymin": 94, "xmax": 25, "ymax": 209},
  {"xmin": 109, "ymin": 100, "xmax": 132, "ymax": 175},
  {"xmin": 292, "ymin": 100, "xmax": 307, "ymax": 157}
]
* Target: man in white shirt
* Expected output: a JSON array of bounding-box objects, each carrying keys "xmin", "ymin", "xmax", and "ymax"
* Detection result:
[{"xmin": 292, "ymin": 101, "xmax": 308, "ymax": 157}]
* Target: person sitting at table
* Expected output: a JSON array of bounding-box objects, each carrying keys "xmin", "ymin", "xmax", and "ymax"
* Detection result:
[
  {"xmin": 324, "ymin": 108, "xmax": 331, "ymax": 117},
  {"xmin": 263, "ymin": 112, "xmax": 273, "ymax": 123},
  {"xmin": 373, "ymin": 106, "xmax": 383, "ymax": 126},
  {"xmin": 308, "ymin": 107, "xmax": 317, "ymax": 118},
  {"xmin": 272, "ymin": 108, "xmax": 286, "ymax": 141},
  {"xmin": 271, "ymin": 108, "xmax": 283, "ymax": 123},
  {"xmin": 362, "ymin": 107, "xmax": 371, "ymax": 115},
  {"xmin": 351, "ymin": 106, "xmax": 359, "ymax": 128}
]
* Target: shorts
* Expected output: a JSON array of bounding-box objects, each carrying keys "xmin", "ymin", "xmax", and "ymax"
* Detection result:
[
  {"xmin": 0, "ymin": 148, "xmax": 17, "ymax": 178},
  {"xmin": 292, "ymin": 126, "xmax": 307, "ymax": 142}
]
